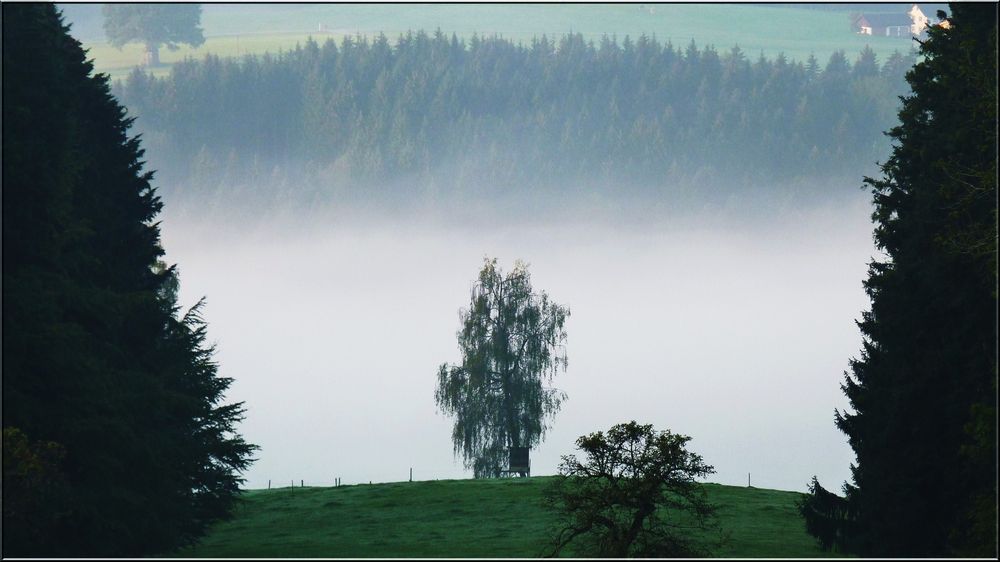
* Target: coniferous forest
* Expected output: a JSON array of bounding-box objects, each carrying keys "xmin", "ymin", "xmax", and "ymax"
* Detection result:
[
  {"xmin": 114, "ymin": 32, "xmax": 914, "ymax": 211},
  {"xmin": 2, "ymin": 4, "xmax": 255, "ymax": 556}
]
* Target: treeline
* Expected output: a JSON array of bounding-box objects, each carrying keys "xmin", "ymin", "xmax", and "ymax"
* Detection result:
[{"xmin": 116, "ymin": 31, "xmax": 915, "ymax": 208}]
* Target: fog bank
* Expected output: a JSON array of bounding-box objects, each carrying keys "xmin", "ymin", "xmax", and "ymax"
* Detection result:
[{"xmin": 159, "ymin": 195, "xmax": 874, "ymax": 493}]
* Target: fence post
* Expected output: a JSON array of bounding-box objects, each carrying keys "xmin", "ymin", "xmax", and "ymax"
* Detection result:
[
  {"xmin": 268, "ymin": 479, "xmax": 271, "ymax": 490},
  {"xmin": 301, "ymin": 479, "xmax": 304, "ymax": 488},
  {"xmin": 410, "ymin": 467, "xmax": 412, "ymax": 482}
]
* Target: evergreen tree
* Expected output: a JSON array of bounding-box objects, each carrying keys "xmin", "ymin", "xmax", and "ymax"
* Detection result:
[
  {"xmin": 2, "ymin": 4, "xmax": 255, "ymax": 556},
  {"xmin": 851, "ymin": 45, "xmax": 879, "ymax": 79},
  {"xmin": 801, "ymin": 4, "xmax": 997, "ymax": 557}
]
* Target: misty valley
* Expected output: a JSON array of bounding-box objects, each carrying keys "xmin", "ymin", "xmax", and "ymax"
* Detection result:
[
  {"xmin": 160, "ymin": 201, "xmax": 873, "ymax": 490},
  {"xmin": 4, "ymin": 2, "xmax": 995, "ymax": 558},
  {"xmin": 136, "ymin": 17, "xmax": 899, "ymax": 499}
]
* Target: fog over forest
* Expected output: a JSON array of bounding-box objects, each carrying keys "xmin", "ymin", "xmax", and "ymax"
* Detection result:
[
  {"xmin": 101, "ymin": 17, "xmax": 900, "ymax": 493},
  {"xmin": 113, "ymin": 31, "xmax": 914, "ymax": 215}
]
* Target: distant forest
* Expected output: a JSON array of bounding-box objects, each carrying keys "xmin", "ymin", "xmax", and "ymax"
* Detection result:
[{"xmin": 114, "ymin": 32, "xmax": 916, "ymax": 208}]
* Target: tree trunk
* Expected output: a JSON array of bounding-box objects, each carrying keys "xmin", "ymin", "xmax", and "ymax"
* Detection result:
[
  {"xmin": 621, "ymin": 505, "xmax": 654, "ymax": 556},
  {"xmin": 143, "ymin": 42, "xmax": 160, "ymax": 67}
]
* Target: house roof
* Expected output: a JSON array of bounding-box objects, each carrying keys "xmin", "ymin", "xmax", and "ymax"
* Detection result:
[{"xmin": 861, "ymin": 13, "xmax": 913, "ymax": 28}]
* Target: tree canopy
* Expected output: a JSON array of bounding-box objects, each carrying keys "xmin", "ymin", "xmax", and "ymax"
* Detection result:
[
  {"xmin": 435, "ymin": 258, "xmax": 569, "ymax": 478},
  {"xmin": 801, "ymin": 3, "xmax": 997, "ymax": 557},
  {"xmin": 2, "ymin": 4, "xmax": 254, "ymax": 556},
  {"xmin": 102, "ymin": 3, "xmax": 204, "ymax": 65},
  {"xmin": 544, "ymin": 421, "xmax": 720, "ymax": 557}
]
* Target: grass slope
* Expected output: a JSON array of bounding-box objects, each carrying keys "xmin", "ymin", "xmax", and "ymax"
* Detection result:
[
  {"xmin": 73, "ymin": 4, "xmax": 919, "ymax": 82},
  {"xmin": 173, "ymin": 477, "xmax": 840, "ymax": 558}
]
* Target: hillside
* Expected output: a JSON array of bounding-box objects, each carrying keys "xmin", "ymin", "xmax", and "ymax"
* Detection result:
[
  {"xmin": 62, "ymin": 4, "xmax": 924, "ymax": 81},
  {"xmin": 172, "ymin": 477, "xmax": 842, "ymax": 558}
]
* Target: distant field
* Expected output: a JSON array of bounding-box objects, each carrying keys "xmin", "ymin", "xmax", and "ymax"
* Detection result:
[
  {"xmin": 73, "ymin": 4, "xmax": 921, "ymax": 82},
  {"xmin": 84, "ymin": 33, "xmax": 339, "ymax": 81},
  {"xmin": 171, "ymin": 477, "xmax": 842, "ymax": 558}
]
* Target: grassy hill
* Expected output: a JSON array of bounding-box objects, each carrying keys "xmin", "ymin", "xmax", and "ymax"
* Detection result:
[
  {"xmin": 64, "ymin": 4, "xmax": 921, "ymax": 82},
  {"xmin": 172, "ymin": 477, "xmax": 841, "ymax": 558}
]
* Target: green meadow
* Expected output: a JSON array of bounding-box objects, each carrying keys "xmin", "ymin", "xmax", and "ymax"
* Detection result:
[
  {"xmin": 77, "ymin": 4, "xmax": 920, "ymax": 82},
  {"xmin": 173, "ymin": 477, "xmax": 843, "ymax": 558}
]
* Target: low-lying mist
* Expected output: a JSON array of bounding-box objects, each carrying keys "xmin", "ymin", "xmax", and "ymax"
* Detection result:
[{"xmin": 159, "ymin": 189, "xmax": 875, "ymax": 493}]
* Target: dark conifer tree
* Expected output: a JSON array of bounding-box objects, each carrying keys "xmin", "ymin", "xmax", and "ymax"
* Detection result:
[
  {"xmin": 801, "ymin": 3, "xmax": 997, "ymax": 557},
  {"xmin": 2, "ymin": 4, "xmax": 255, "ymax": 556}
]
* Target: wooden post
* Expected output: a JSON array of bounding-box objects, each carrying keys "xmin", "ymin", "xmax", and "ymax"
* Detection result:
[
  {"xmin": 268, "ymin": 479, "xmax": 271, "ymax": 490},
  {"xmin": 409, "ymin": 467, "xmax": 412, "ymax": 482},
  {"xmin": 301, "ymin": 479, "xmax": 304, "ymax": 488},
  {"xmin": 748, "ymin": 472, "xmax": 751, "ymax": 487}
]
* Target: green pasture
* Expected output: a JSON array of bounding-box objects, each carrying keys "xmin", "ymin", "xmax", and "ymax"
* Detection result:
[
  {"xmin": 84, "ymin": 33, "xmax": 342, "ymax": 81},
  {"xmin": 76, "ymin": 4, "xmax": 920, "ymax": 83},
  {"xmin": 172, "ymin": 477, "xmax": 842, "ymax": 558}
]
